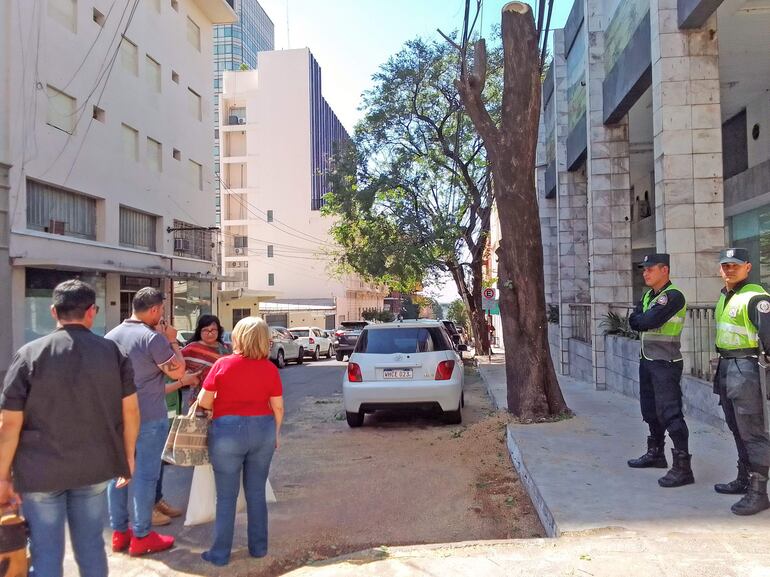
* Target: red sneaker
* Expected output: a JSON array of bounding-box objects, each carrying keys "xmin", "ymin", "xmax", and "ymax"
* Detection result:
[
  {"xmin": 128, "ymin": 531, "xmax": 175, "ymax": 557},
  {"xmin": 112, "ymin": 529, "xmax": 132, "ymax": 553}
]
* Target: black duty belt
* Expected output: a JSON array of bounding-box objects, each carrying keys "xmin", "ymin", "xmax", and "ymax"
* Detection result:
[{"xmin": 718, "ymin": 348, "xmax": 759, "ymax": 359}]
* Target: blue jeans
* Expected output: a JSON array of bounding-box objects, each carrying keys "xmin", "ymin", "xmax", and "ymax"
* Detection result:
[
  {"xmin": 22, "ymin": 481, "xmax": 109, "ymax": 577},
  {"xmin": 108, "ymin": 418, "xmax": 168, "ymax": 537},
  {"xmin": 205, "ymin": 415, "xmax": 276, "ymax": 565}
]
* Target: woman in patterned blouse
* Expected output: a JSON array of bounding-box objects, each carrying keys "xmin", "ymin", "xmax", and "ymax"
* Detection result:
[{"xmin": 181, "ymin": 314, "xmax": 231, "ymax": 409}]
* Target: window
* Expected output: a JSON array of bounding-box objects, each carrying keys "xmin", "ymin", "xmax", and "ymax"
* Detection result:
[
  {"xmin": 119, "ymin": 206, "xmax": 157, "ymax": 251},
  {"xmin": 48, "ymin": 0, "xmax": 77, "ymax": 32},
  {"xmin": 233, "ymin": 308, "xmax": 250, "ymax": 325},
  {"xmin": 172, "ymin": 148, "xmax": 181, "ymax": 161},
  {"xmin": 355, "ymin": 327, "xmax": 452, "ymax": 354},
  {"xmin": 145, "ymin": 55, "xmax": 161, "ymax": 93},
  {"xmin": 122, "ymin": 124, "xmax": 139, "ymax": 161},
  {"xmin": 92, "ymin": 105, "xmax": 105, "ymax": 122},
  {"xmin": 171, "ymin": 0, "xmax": 179, "ymax": 11},
  {"xmin": 188, "ymin": 88, "xmax": 202, "ymax": 120},
  {"xmin": 173, "ymin": 219, "xmax": 213, "ymax": 261},
  {"xmin": 267, "ymin": 245, "xmax": 273, "ymax": 257},
  {"xmin": 92, "ymin": 7, "xmax": 105, "ymax": 26},
  {"xmin": 26, "ymin": 179, "xmax": 96, "ymax": 240},
  {"xmin": 266, "ymin": 210, "xmax": 274, "ymax": 222},
  {"xmin": 234, "ymin": 236, "xmax": 248, "ymax": 248},
  {"xmin": 188, "ymin": 160, "xmax": 203, "ymax": 190},
  {"xmin": 171, "ymin": 70, "xmax": 179, "ymax": 84},
  {"xmin": 120, "ymin": 37, "xmax": 138, "ymax": 76},
  {"xmin": 187, "ymin": 17, "xmax": 201, "ymax": 51},
  {"xmin": 46, "ymin": 85, "xmax": 76, "ymax": 133},
  {"xmin": 268, "ymin": 273, "xmax": 275, "ymax": 286},
  {"xmin": 146, "ymin": 137, "xmax": 162, "ymax": 172}
]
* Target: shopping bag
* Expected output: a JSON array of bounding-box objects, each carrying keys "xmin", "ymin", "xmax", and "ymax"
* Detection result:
[
  {"xmin": 162, "ymin": 401, "xmax": 209, "ymax": 467},
  {"xmin": 184, "ymin": 464, "xmax": 277, "ymax": 526},
  {"xmin": 0, "ymin": 508, "xmax": 28, "ymax": 577}
]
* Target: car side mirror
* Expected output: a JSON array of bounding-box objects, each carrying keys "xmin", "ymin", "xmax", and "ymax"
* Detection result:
[
  {"xmin": 458, "ymin": 344, "xmax": 468, "ymax": 352},
  {"xmin": 292, "ymin": 335, "xmax": 298, "ymax": 340}
]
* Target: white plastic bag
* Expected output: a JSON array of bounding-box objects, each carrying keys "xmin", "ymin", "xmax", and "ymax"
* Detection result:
[{"xmin": 184, "ymin": 464, "xmax": 276, "ymax": 526}]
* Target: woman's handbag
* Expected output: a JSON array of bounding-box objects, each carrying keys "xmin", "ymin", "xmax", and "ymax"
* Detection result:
[
  {"xmin": 162, "ymin": 401, "xmax": 210, "ymax": 466},
  {"xmin": 0, "ymin": 507, "xmax": 28, "ymax": 577}
]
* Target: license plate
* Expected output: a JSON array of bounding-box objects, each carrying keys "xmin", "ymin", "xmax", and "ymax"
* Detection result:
[{"xmin": 383, "ymin": 368, "xmax": 413, "ymax": 379}]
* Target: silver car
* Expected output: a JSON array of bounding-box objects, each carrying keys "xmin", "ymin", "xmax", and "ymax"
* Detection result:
[{"xmin": 269, "ymin": 326, "xmax": 304, "ymax": 368}]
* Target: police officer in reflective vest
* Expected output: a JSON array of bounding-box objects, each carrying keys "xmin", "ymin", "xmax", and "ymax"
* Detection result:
[
  {"xmin": 627, "ymin": 253, "xmax": 693, "ymax": 487},
  {"xmin": 713, "ymin": 247, "xmax": 770, "ymax": 516}
]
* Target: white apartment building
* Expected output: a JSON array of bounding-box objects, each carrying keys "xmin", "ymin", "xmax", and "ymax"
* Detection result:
[
  {"xmin": 218, "ymin": 48, "xmax": 386, "ymax": 329},
  {"xmin": 0, "ymin": 0, "xmax": 236, "ymax": 375}
]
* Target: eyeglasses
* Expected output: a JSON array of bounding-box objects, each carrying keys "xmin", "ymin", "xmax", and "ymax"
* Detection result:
[{"xmin": 201, "ymin": 328, "xmax": 219, "ymax": 334}]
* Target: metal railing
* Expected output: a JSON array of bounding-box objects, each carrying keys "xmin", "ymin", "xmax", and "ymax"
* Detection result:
[
  {"xmin": 685, "ymin": 305, "xmax": 716, "ymax": 381},
  {"xmin": 570, "ymin": 303, "xmax": 592, "ymax": 344}
]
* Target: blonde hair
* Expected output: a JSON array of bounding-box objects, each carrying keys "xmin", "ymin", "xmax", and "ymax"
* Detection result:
[{"xmin": 231, "ymin": 316, "xmax": 271, "ymax": 359}]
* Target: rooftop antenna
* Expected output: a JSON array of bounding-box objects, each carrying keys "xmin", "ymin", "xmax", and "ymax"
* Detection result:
[{"xmin": 286, "ymin": 0, "xmax": 290, "ymax": 49}]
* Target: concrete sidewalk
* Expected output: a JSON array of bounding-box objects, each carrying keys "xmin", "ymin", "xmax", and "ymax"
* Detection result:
[{"xmin": 286, "ymin": 354, "xmax": 770, "ymax": 577}]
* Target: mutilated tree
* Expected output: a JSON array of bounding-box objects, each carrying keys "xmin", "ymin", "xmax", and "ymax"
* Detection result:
[
  {"xmin": 455, "ymin": 2, "xmax": 568, "ymax": 417},
  {"xmin": 325, "ymin": 37, "xmax": 500, "ymax": 353}
]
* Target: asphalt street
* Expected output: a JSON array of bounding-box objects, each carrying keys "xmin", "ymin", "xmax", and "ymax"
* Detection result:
[{"xmin": 279, "ymin": 357, "xmax": 346, "ymax": 418}]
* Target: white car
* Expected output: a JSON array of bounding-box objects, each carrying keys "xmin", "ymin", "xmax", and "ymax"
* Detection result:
[
  {"xmin": 269, "ymin": 326, "xmax": 304, "ymax": 368},
  {"xmin": 289, "ymin": 326, "xmax": 334, "ymax": 361},
  {"xmin": 342, "ymin": 320, "xmax": 466, "ymax": 428}
]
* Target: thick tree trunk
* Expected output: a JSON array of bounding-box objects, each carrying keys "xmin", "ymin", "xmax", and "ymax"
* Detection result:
[{"xmin": 456, "ymin": 2, "xmax": 568, "ymax": 417}]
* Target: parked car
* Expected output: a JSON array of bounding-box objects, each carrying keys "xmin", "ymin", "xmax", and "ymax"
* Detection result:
[
  {"xmin": 342, "ymin": 320, "xmax": 467, "ymax": 428},
  {"xmin": 176, "ymin": 330, "xmax": 194, "ymax": 346},
  {"xmin": 269, "ymin": 326, "xmax": 304, "ymax": 368},
  {"xmin": 290, "ymin": 326, "xmax": 334, "ymax": 360},
  {"xmin": 440, "ymin": 319, "xmax": 462, "ymax": 349},
  {"xmin": 334, "ymin": 321, "xmax": 369, "ymax": 362}
]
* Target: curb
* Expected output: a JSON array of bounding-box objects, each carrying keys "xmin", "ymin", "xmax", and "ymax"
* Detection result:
[{"xmin": 475, "ymin": 360, "xmax": 505, "ymax": 411}]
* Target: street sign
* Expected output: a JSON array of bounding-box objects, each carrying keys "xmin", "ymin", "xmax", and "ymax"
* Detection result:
[
  {"xmin": 483, "ymin": 287, "xmax": 496, "ymax": 299},
  {"xmin": 482, "ymin": 297, "xmax": 499, "ymax": 313}
]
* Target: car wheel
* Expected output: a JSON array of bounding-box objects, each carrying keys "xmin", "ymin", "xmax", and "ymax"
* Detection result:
[
  {"xmin": 276, "ymin": 350, "xmax": 285, "ymax": 369},
  {"xmin": 346, "ymin": 410, "xmax": 364, "ymax": 428},
  {"xmin": 336, "ymin": 351, "xmax": 345, "ymax": 362},
  {"xmin": 296, "ymin": 347, "xmax": 304, "ymax": 364},
  {"xmin": 443, "ymin": 399, "xmax": 462, "ymax": 425},
  {"xmin": 311, "ymin": 346, "xmax": 319, "ymax": 361},
  {"xmin": 326, "ymin": 344, "xmax": 333, "ymax": 359}
]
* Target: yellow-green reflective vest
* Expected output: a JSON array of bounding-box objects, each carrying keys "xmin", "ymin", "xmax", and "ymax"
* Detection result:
[
  {"xmin": 715, "ymin": 283, "xmax": 769, "ymax": 351},
  {"xmin": 640, "ymin": 284, "xmax": 686, "ymax": 361}
]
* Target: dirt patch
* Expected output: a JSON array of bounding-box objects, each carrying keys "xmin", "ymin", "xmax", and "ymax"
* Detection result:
[{"xmin": 244, "ymin": 367, "xmax": 545, "ymax": 576}]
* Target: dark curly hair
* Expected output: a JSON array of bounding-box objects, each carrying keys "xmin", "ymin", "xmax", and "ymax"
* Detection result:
[{"xmin": 191, "ymin": 314, "xmax": 224, "ymax": 344}]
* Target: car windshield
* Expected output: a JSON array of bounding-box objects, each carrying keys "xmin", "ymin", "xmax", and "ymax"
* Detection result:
[
  {"xmin": 355, "ymin": 327, "xmax": 452, "ymax": 354},
  {"xmin": 291, "ymin": 329, "xmax": 310, "ymax": 337}
]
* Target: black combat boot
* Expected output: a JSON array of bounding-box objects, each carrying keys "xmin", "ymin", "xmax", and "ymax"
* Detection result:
[
  {"xmin": 658, "ymin": 449, "xmax": 695, "ymax": 488},
  {"xmin": 714, "ymin": 460, "xmax": 750, "ymax": 494},
  {"xmin": 627, "ymin": 436, "xmax": 667, "ymax": 468},
  {"xmin": 731, "ymin": 472, "xmax": 770, "ymax": 516}
]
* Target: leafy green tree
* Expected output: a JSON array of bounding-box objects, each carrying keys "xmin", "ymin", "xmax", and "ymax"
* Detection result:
[
  {"xmin": 447, "ymin": 299, "xmax": 470, "ymax": 332},
  {"xmin": 324, "ymin": 36, "xmax": 503, "ymax": 354}
]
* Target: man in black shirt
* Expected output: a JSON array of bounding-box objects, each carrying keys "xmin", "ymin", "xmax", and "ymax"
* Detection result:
[{"xmin": 0, "ymin": 280, "xmax": 140, "ymax": 577}]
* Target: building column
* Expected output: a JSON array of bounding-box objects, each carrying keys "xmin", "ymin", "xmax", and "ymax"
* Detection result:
[
  {"xmin": 0, "ymin": 163, "xmax": 11, "ymax": 379},
  {"xmin": 553, "ymin": 29, "xmax": 590, "ymax": 376},
  {"xmin": 585, "ymin": 0, "xmax": 634, "ymax": 390},
  {"xmin": 650, "ymin": 3, "xmax": 724, "ymax": 304}
]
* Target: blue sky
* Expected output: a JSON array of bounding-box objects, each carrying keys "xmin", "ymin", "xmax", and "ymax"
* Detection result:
[{"xmin": 257, "ymin": 0, "xmax": 571, "ymax": 133}]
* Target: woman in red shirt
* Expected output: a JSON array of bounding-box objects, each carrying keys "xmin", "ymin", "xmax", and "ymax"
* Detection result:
[{"xmin": 197, "ymin": 316, "xmax": 284, "ymax": 567}]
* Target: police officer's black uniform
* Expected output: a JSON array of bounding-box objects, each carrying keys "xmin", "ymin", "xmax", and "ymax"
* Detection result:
[
  {"xmin": 713, "ymin": 248, "xmax": 770, "ymax": 515},
  {"xmin": 627, "ymin": 253, "xmax": 693, "ymax": 488}
]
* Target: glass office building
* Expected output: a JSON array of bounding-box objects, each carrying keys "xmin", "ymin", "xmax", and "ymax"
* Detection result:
[{"xmin": 213, "ymin": 0, "xmax": 274, "ymax": 224}]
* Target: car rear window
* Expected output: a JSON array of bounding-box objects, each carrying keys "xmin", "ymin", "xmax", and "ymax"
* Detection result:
[
  {"xmin": 291, "ymin": 329, "xmax": 310, "ymax": 337},
  {"xmin": 355, "ymin": 327, "xmax": 452, "ymax": 354}
]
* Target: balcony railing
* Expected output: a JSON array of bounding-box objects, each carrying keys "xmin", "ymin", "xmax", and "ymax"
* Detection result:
[{"xmin": 570, "ymin": 303, "xmax": 592, "ymax": 344}]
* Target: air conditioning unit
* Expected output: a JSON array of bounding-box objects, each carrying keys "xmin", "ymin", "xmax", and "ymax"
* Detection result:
[
  {"xmin": 174, "ymin": 238, "xmax": 190, "ymax": 252},
  {"xmin": 46, "ymin": 219, "xmax": 66, "ymax": 235},
  {"xmin": 238, "ymin": 117, "xmax": 246, "ymax": 125},
  {"xmin": 234, "ymin": 247, "xmax": 244, "ymax": 255}
]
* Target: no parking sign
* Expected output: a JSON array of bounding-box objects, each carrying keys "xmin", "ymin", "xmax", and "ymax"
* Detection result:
[{"xmin": 482, "ymin": 288, "xmax": 498, "ymax": 312}]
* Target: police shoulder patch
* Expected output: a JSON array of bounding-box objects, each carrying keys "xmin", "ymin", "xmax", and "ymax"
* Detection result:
[
  {"xmin": 757, "ymin": 300, "xmax": 770, "ymax": 314},
  {"xmin": 656, "ymin": 293, "xmax": 668, "ymax": 306},
  {"xmin": 729, "ymin": 307, "xmax": 739, "ymax": 318}
]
